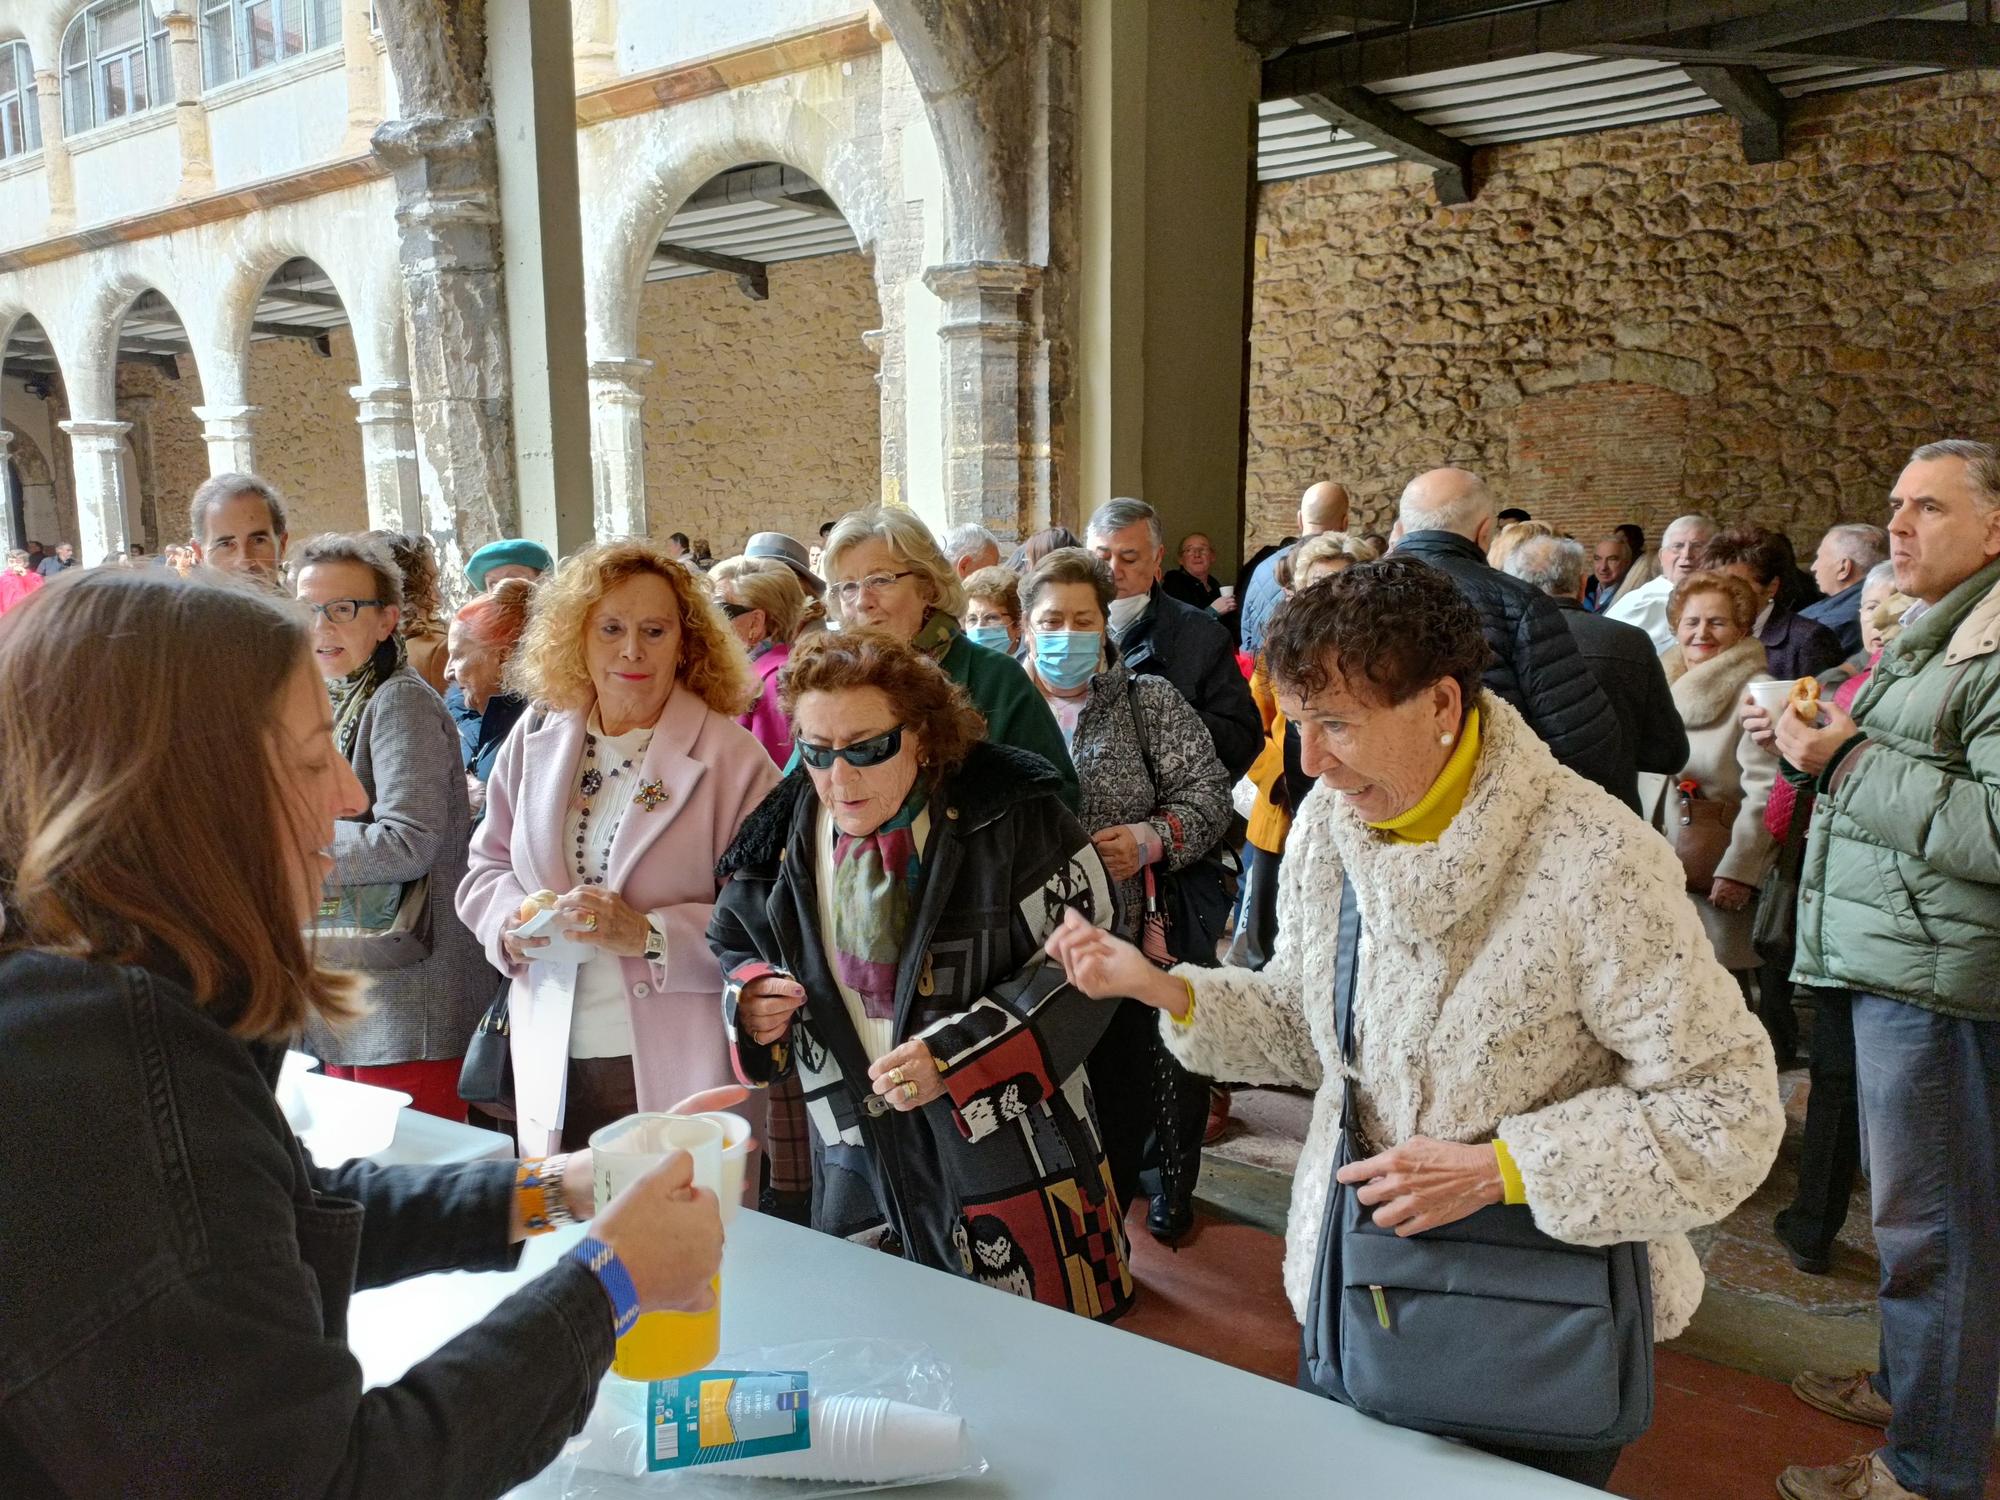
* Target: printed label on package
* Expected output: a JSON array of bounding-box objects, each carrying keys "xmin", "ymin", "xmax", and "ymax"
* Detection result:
[{"xmin": 647, "ymin": 1370, "xmax": 812, "ymax": 1471}]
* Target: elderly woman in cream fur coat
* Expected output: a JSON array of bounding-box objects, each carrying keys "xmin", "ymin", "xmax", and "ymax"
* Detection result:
[{"xmin": 1050, "ymin": 558, "xmax": 1784, "ymax": 1486}]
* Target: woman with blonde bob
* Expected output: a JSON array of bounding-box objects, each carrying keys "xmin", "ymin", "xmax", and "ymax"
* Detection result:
[
  {"xmin": 710, "ymin": 554, "xmax": 819, "ymax": 765},
  {"xmin": 459, "ymin": 541, "xmax": 781, "ymax": 1157},
  {"xmin": 0, "ymin": 569, "xmax": 722, "ymax": 1495},
  {"xmin": 822, "ymin": 507, "xmax": 1077, "ymax": 807}
]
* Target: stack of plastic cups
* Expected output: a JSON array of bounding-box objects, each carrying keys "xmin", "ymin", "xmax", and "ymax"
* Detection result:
[{"xmin": 709, "ymin": 1396, "xmax": 971, "ymax": 1482}]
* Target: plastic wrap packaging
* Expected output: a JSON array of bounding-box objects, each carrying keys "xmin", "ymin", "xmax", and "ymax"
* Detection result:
[{"xmin": 530, "ymin": 1339, "xmax": 988, "ymax": 1499}]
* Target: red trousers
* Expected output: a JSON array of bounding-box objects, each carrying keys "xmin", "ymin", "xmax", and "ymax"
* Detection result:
[{"xmin": 321, "ymin": 1059, "xmax": 467, "ymax": 1122}]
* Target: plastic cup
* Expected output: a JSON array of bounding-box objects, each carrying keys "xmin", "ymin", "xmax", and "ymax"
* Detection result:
[
  {"xmin": 1745, "ymin": 678, "xmax": 1799, "ymax": 717},
  {"xmin": 1218, "ymin": 584, "xmax": 1235, "ymax": 598},
  {"xmin": 589, "ymin": 1112, "xmax": 724, "ymax": 1380},
  {"xmin": 698, "ymin": 1110, "xmax": 752, "ymax": 1225},
  {"xmin": 713, "ymin": 1396, "xmax": 971, "ymax": 1482}
]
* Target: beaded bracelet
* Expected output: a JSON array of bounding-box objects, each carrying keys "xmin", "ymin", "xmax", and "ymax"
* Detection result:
[
  {"xmin": 515, "ymin": 1153, "xmax": 578, "ymax": 1235},
  {"xmin": 569, "ymin": 1235, "xmax": 641, "ymax": 1336}
]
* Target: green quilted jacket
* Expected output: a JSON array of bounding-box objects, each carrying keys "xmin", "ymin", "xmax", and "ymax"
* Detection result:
[{"xmin": 1793, "ymin": 555, "xmax": 2000, "ymax": 1019}]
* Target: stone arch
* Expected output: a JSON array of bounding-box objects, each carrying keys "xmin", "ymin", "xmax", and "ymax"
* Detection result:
[
  {"xmin": 583, "ymin": 88, "xmax": 885, "ymax": 362},
  {"xmin": 215, "ymin": 234, "xmax": 406, "ymax": 395}
]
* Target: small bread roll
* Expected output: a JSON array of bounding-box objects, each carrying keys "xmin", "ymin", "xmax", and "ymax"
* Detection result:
[
  {"xmin": 517, "ymin": 889, "xmax": 559, "ymax": 922},
  {"xmin": 1789, "ymin": 678, "xmax": 1822, "ymax": 723}
]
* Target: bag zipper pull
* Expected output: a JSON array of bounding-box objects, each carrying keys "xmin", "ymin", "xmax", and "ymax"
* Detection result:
[{"xmin": 1370, "ymin": 1284, "xmax": 1390, "ymax": 1330}]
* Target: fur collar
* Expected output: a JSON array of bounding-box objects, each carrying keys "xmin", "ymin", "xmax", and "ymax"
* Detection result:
[
  {"xmin": 1318, "ymin": 693, "xmax": 1569, "ymax": 942},
  {"xmin": 716, "ymin": 740, "xmax": 1064, "ymax": 878},
  {"xmin": 1659, "ymin": 637, "xmax": 1767, "ymax": 727}
]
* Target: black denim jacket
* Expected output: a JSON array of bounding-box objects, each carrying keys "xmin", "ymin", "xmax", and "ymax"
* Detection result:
[{"xmin": 0, "ymin": 951, "xmax": 614, "ymax": 1497}]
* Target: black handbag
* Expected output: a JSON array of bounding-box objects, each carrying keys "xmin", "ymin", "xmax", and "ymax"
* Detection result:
[
  {"xmin": 1300, "ymin": 881, "xmax": 1656, "ymax": 1450},
  {"xmin": 1753, "ymin": 791, "xmax": 1813, "ymax": 962},
  {"xmin": 456, "ymin": 981, "xmax": 513, "ymax": 1107},
  {"xmin": 1124, "ymin": 677, "xmax": 1240, "ymax": 968}
]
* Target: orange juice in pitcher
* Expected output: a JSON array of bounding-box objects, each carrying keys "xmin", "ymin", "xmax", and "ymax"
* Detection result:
[{"xmin": 590, "ymin": 1113, "xmax": 725, "ymax": 1382}]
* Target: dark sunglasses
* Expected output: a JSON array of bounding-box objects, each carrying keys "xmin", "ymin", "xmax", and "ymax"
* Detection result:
[
  {"xmin": 797, "ymin": 724, "xmax": 906, "ymax": 770},
  {"xmin": 719, "ymin": 602, "xmax": 754, "ymax": 620}
]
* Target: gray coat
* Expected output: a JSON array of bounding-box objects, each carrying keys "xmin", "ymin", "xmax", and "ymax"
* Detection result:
[
  {"xmin": 1065, "ymin": 664, "xmax": 1234, "ymax": 941},
  {"xmin": 307, "ymin": 666, "xmax": 495, "ymax": 1066}
]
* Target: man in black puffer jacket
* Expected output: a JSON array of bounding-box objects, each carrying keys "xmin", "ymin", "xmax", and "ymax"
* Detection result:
[{"xmin": 1394, "ymin": 468, "xmax": 1638, "ymax": 810}]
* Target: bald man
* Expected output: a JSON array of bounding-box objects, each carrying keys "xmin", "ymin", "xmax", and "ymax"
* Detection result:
[
  {"xmin": 1394, "ymin": 467, "xmax": 1636, "ymax": 808},
  {"xmin": 1239, "ymin": 481, "xmax": 1353, "ymax": 654}
]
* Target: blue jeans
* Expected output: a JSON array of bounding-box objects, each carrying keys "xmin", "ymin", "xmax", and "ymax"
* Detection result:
[{"xmin": 1852, "ymin": 993, "xmax": 2000, "ymax": 1500}]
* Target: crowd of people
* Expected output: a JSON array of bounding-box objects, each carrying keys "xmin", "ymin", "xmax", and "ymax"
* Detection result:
[{"xmin": 2, "ymin": 439, "xmax": 1995, "ymax": 1500}]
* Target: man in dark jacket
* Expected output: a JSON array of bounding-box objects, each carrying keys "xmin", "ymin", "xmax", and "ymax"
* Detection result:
[
  {"xmin": 1801, "ymin": 522, "xmax": 1891, "ymax": 658},
  {"xmin": 1392, "ymin": 468, "xmax": 1636, "ymax": 809},
  {"xmin": 1702, "ymin": 525, "xmax": 1847, "ymax": 681},
  {"xmin": 1501, "ymin": 534, "xmax": 1689, "ymax": 781},
  {"xmin": 1086, "ymin": 498, "xmax": 1262, "ymax": 778},
  {"xmin": 1756, "ymin": 440, "xmax": 2000, "ymax": 1500}
]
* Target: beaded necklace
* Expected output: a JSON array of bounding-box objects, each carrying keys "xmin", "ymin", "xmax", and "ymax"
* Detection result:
[{"xmin": 573, "ymin": 727, "xmax": 651, "ymax": 886}]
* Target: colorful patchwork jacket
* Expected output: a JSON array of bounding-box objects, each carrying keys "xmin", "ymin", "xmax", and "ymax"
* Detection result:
[{"xmin": 708, "ymin": 741, "xmax": 1134, "ymax": 1321}]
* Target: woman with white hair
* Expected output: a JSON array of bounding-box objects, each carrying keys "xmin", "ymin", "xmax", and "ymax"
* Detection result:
[
  {"xmin": 710, "ymin": 555, "xmax": 824, "ymax": 766},
  {"xmin": 822, "ymin": 507, "xmax": 1077, "ymax": 807}
]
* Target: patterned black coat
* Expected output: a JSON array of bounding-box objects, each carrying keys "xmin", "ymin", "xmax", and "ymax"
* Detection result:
[{"xmin": 708, "ymin": 742, "xmax": 1134, "ymax": 1320}]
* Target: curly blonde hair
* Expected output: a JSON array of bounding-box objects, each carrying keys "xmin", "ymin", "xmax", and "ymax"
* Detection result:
[{"xmin": 508, "ymin": 541, "xmax": 756, "ymax": 717}]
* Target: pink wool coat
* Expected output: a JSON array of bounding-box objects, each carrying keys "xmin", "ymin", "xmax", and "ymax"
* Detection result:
[{"xmin": 458, "ymin": 686, "xmax": 780, "ymax": 1155}]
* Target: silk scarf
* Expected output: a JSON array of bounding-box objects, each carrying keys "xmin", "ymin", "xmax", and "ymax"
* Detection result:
[{"xmin": 828, "ymin": 784, "xmax": 928, "ymax": 1020}]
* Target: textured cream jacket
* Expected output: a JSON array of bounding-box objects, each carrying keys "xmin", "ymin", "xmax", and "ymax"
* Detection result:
[{"xmin": 1164, "ymin": 696, "xmax": 1784, "ymax": 1339}]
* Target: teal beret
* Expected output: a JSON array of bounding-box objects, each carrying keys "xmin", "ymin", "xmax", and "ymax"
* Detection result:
[{"xmin": 466, "ymin": 539, "xmax": 553, "ymax": 591}]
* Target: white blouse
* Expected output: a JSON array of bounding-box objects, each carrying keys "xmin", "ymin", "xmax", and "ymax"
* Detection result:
[{"xmin": 566, "ymin": 712, "xmax": 654, "ymax": 1060}]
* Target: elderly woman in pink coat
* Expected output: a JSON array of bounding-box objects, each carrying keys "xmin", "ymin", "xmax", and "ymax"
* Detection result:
[{"xmin": 458, "ymin": 540, "xmax": 780, "ymax": 1157}]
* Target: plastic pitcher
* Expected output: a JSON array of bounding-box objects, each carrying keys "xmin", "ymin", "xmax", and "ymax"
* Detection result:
[{"xmin": 590, "ymin": 1112, "xmax": 725, "ymax": 1381}]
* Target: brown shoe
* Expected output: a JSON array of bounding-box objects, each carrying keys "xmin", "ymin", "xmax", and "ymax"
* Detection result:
[
  {"xmin": 1776, "ymin": 1452, "xmax": 1926, "ymax": 1499},
  {"xmin": 1791, "ymin": 1370, "xmax": 1893, "ymax": 1428}
]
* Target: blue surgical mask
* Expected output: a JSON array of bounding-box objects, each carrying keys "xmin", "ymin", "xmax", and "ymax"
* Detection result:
[
  {"xmin": 964, "ymin": 623, "xmax": 1014, "ymax": 654},
  {"xmin": 1034, "ymin": 630, "xmax": 1102, "ymax": 691}
]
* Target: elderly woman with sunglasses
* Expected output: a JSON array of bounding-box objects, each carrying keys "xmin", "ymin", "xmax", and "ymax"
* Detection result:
[
  {"xmin": 822, "ymin": 508, "xmax": 1077, "ymax": 807},
  {"xmin": 709, "ymin": 630, "xmax": 1133, "ymax": 1319}
]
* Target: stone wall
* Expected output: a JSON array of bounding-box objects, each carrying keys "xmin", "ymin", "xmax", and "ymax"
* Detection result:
[
  {"xmin": 637, "ymin": 250, "xmax": 882, "ymax": 557},
  {"xmin": 1244, "ymin": 72, "xmax": 2000, "ymax": 551},
  {"xmin": 121, "ymin": 362, "xmax": 209, "ymax": 545},
  {"xmin": 245, "ymin": 326, "xmax": 370, "ymax": 539}
]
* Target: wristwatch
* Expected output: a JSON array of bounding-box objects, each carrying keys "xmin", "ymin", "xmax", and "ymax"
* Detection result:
[{"xmin": 643, "ymin": 916, "xmax": 667, "ymax": 964}]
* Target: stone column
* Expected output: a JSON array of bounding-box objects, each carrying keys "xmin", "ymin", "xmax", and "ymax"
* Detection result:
[
  {"xmin": 58, "ymin": 419, "xmax": 134, "ymax": 566},
  {"xmin": 923, "ymin": 261, "xmax": 1041, "ymax": 536},
  {"xmin": 340, "ymin": 0, "xmax": 385, "ymax": 152},
  {"xmin": 190, "ymin": 403, "xmax": 259, "ymax": 475},
  {"xmin": 587, "ymin": 357, "xmax": 650, "ymax": 540},
  {"xmin": 373, "ymin": 116, "xmax": 516, "ymax": 566},
  {"xmin": 161, "ymin": 8, "xmax": 214, "ymax": 199},
  {"xmin": 351, "ymin": 382, "xmax": 423, "ymax": 532},
  {"xmin": 34, "ymin": 70, "xmax": 74, "ymax": 234},
  {"xmin": 0, "ymin": 431, "xmax": 18, "ymax": 553},
  {"xmin": 571, "ymin": 0, "xmax": 619, "ymax": 87}
]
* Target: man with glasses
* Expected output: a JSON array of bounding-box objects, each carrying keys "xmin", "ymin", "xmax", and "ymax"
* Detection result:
[
  {"xmin": 1085, "ymin": 498, "xmax": 1261, "ymax": 777},
  {"xmin": 189, "ymin": 473, "xmax": 289, "ymax": 588}
]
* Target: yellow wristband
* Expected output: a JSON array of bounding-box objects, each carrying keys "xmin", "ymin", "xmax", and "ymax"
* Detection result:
[
  {"xmin": 1492, "ymin": 1139, "xmax": 1527, "ymax": 1206},
  {"xmin": 1170, "ymin": 976, "xmax": 1197, "ymax": 1027}
]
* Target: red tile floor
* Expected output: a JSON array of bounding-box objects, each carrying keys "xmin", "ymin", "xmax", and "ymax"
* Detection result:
[{"xmin": 1118, "ymin": 1204, "xmax": 2000, "ymax": 1499}]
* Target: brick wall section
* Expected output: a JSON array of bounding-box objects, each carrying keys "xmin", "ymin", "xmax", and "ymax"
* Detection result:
[
  {"xmin": 637, "ymin": 250, "xmax": 881, "ymax": 557},
  {"xmin": 244, "ymin": 326, "xmax": 369, "ymax": 538},
  {"xmin": 1245, "ymin": 71, "xmax": 2000, "ymax": 550}
]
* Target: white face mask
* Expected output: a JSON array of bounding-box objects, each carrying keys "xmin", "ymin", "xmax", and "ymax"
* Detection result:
[{"xmin": 1107, "ymin": 593, "xmax": 1150, "ymax": 634}]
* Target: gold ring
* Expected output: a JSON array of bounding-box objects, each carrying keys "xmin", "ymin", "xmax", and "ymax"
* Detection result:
[
  {"xmin": 581, "ymin": 913, "xmax": 598, "ymax": 932},
  {"xmin": 887, "ymin": 1066, "xmax": 905, "ymax": 1087},
  {"xmin": 903, "ymin": 1080, "xmax": 919, "ymax": 1102}
]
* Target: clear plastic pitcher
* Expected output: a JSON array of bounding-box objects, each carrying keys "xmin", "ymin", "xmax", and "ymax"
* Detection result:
[{"xmin": 589, "ymin": 1112, "xmax": 724, "ymax": 1381}]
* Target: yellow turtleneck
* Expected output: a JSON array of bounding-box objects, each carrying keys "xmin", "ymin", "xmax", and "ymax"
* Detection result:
[{"xmin": 1366, "ymin": 705, "xmax": 1482, "ymax": 845}]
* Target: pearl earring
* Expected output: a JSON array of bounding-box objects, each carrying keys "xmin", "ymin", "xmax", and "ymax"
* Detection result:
[{"xmin": 1439, "ymin": 733, "xmax": 1454, "ymax": 747}]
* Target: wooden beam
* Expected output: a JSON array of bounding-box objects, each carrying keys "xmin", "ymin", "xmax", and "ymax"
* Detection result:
[
  {"xmin": 115, "ymin": 351, "xmax": 183, "ymax": 377},
  {"xmin": 1591, "ymin": 20, "xmax": 2000, "ymax": 67},
  {"xmin": 1262, "ymin": 1, "xmax": 1798, "ymax": 95},
  {"xmin": 250, "ymin": 319, "xmax": 337, "ymax": 352},
  {"xmin": 1705, "ymin": 0, "xmax": 1928, "ymax": 50},
  {"xmin": 1685, "ymin": 63, "xmax": 1787, "ymax": 162},
  {"xmin": 1297, "ymin": 87, "xmax": 1476, "ymax": 203},
  {"xmin": 259, "ymin": 284, "xmax": 347, "ymax": 311},
  {"xmin": 655, "ymin": 241, "xmax": 770, "ymax": 301}
]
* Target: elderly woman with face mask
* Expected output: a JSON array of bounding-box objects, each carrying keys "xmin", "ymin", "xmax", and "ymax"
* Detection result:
[
  {"xmin": 1048, "ymin": 558, "xmax": 1782, "ymax": 1489},
  {"xmin": 294, "ymin": 533, "xmax": 493, "ymax": 1120},
  {"xmin": 822, "ymin": 507, "xmax": 1077, "ymax": 808},
  {"xmin": 709, "ymin": 630, "xmax": 1132, "ymax": 1319},
  {"xmin": 458, "ymin": 542, "xmax": 780, "ymax": 1157}
]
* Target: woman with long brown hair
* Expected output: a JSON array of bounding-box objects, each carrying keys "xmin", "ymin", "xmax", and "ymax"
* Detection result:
[{"xmin": 0, "ymin": 569, "xmax": 721, "ymax": 1496}]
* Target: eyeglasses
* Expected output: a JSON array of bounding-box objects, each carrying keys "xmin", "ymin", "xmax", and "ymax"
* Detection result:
[
  {"xmin": 719, "ymin": 602, "xmax": 753, "ymax": 620},
  {"xmin": 833, "ymin": 570, "xmax": 916, "ymax": 604},
  {"xmin": 306, "ymin": 598, "xmax": 385, "ymax": 625},
  {"xmin": 796, "ymin": 724, "xmax": 906, "ymax": 770}
]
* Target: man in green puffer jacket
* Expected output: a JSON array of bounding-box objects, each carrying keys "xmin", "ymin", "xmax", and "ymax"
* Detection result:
[{"xmin": 1748, "ymin": 441, "xmax": 2000, "ymax": 1500}]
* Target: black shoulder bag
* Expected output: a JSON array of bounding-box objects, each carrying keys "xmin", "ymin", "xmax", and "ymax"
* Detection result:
[
  {"xmin": 1300, "ymin": 880, "xmax": 1656, "ymax": 1450},
  {"xmin": 1124, "ymin": 676, "xmax": 1240, "ymax": 968}
]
